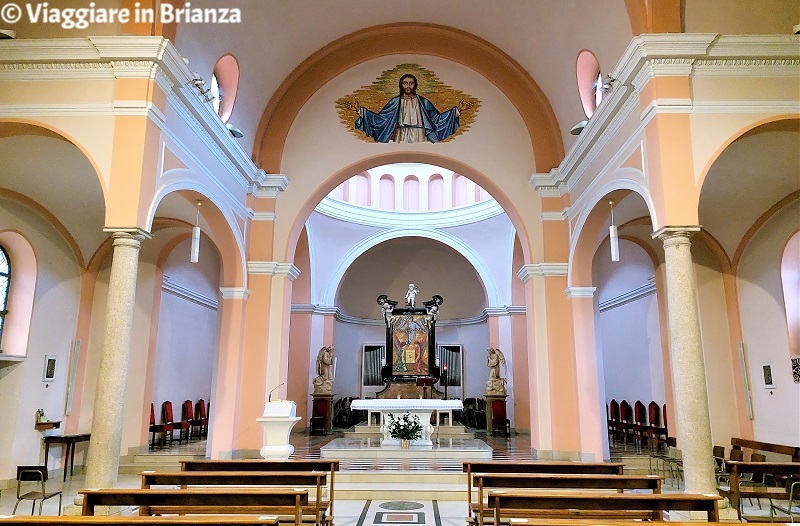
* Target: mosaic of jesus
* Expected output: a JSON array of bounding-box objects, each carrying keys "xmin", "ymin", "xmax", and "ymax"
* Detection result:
[{"xmin": 338, "ymin": 64, "xmax": 479, "ymax": 144}]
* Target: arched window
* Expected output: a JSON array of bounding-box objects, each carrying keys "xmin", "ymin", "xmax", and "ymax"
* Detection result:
[
  {"xmin": 781, "ymin": 231, "xmax": 800, "ymax": 357},
  {"xmin": 0, "ymin": 245, "xmax": 10, "ymax": 344},
  {"xmin": 211, "ymin": 54, "xmax": 240, "ymax": 123}
]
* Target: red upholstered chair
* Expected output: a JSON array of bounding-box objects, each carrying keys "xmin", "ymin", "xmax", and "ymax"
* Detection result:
[
  {"xmin": 608, "ymin": 399, "xmax": 623, "ymax": 446},
  {"xmin": 490, "ymin": 399, "xmax": 510, "ymax": 437},
  {"xmin": 619, "ymin": 400, "xmax": 634, "ymax": 448},
  {"xmin": 163, "ymin": 401, "xmax": 189, "ymax": 445},
  {"xmin": 192, "ymin": 399, "xmax": 209, "ymax": 439},
  {"xmin": 148, "ymin": 402, "xmax": 172, "ymax": 450}
]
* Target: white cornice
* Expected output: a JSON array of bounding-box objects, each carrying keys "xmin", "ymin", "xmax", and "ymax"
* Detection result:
[
  {"xmin": 248, "ymin": 210, "xmax": 277, "ymax": 221},
  {"xmin": 0, "ymin": 37, "xmax": 265, "ymax": 195},
  {"xmin": 598, "ymin": 278, "xmax": 655, "ymax": 312},
  {"xmin": 219, "ymin": 287, "xmax": 250, "ymax": 300},
  {"xmin": 566, "ymin": 287, "xmax": 597, "ymax": 299},
  {"xmin": 517, "ymin": 263, "xmax": 569, "ymax": 282},
  {"xmin": 247, "ymin": 261, "xmax": 301, "ymax": 281},
  {"xmin": 541, "ymin": 209, "xmax": 569, "ymax": 221},
  {"xmin": 532, "ymin": 34, "xmax": 800, "ymax": 198},
  {"xmin": 162, "ymin": 275, "xmax": 219, "ymax": 310},
  {"xmin": 314, "ymin": 196, "xmax": 504, "ymax": 228}
]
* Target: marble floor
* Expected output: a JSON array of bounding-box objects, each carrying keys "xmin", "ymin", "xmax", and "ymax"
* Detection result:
[{"xmin": 0, "ymin": 432, "xmax": 794, "ymax": 522}]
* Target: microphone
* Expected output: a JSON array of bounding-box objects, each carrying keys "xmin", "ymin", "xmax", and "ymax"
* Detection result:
[{"xmin": 268, "ymin": 382, "xmax": 285, "ymax": 403}]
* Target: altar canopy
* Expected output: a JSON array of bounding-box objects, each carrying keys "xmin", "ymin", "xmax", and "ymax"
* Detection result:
[{"xmin": 351, "ymin": 398, "xmax": 463, "ymax": 446}]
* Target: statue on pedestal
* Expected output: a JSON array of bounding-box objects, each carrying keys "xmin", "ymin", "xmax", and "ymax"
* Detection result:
[
  {"xmin": 405, "ymin": 283, "xmax": 420, "ymax": 307},
  {"xmin": 485, "ymin": 347, "xmax": 507, "ymax": 396},
  {"xmin": 313, "ymin": 345, "xmax": 335, "ymax": 395}
]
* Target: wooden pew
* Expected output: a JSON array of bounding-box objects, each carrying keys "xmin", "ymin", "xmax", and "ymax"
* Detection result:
[
  {"xmin": 0, "ymin": 518, "xmax": 278, "ymax": 525},
  {"xmin": 731, "ymin": 437, "xmax": 800, "ymax": 462},
  {"xmin": 463, "ymin": 461, "xmax": 625, "ymax": 518},
  {"xmin": 80, "ymin": 488, "xmax": 307, "ymax": 526},
  {"xmin": 486, "ymin": 491, "xmax": 722, "ymax": 524},
  {"xmin": 718, "ymin": 460, "xmax": 800, "ymax": 520},
  {"xmin": 471, "ymin": 473, "xmax": 662, "ymax": 525},
  {"xmin": 180, "ymin": 460, "xmax": 339, "ymax": 516},
  {"xmin": 140, "ymin": 471, "xmax": 329, "ymax": 525}
]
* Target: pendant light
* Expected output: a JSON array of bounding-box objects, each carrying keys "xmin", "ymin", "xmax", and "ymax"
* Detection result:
[
  {"xmin": 190, "ymin": 201, "xmax": 201, "ymax": 263},
  {"xmin": 609, "ymin": 199, "xmax": 619, "ymax": 262}
]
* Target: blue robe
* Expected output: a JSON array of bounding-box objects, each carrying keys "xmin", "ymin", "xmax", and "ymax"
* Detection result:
[{"xmin": 355, "ymin": 95, "xmax": 460, "ymax": 143}]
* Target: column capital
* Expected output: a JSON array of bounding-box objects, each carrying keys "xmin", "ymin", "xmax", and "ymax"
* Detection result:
[
  {"xmin": 220, "ymin": 287, "xmax": 250, "ymax": 300},
  {"xmin": 566, "ymin": 286, "xmax": 596, "ymax": 298},
  {"xmin": 652, "ymin": 225, "xmax": 701, "ymax": 242},
  {"xmin": 104, "ymin": 228, "xmax": 152, "ymax": 247}
]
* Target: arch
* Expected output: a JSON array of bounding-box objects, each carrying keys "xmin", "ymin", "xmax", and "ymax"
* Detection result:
[
  {"xmin": 732, "ymin": 191, "xmax": 800, "ymax": 271},
  {"xmin": 254, "ymin": 23, "xmax": 563, "ymax": 174},
  {"xmin": 354, "ymin": 173, "xmax": 371, "ymax": 206},
  {"xmin": 0, "ymin": 120, "xmax": 109, "ymax": 207},
  {"xmin": 379, "ymin": 175, "xmax": 396, "ymax": 209},
  {"xmin": 321, "ymin": 228, "xmax": 500, "ymax": 308},
  {"xmin": 285, "ymin": 152, "xmax": 532, "ymax": 266},
  {"xmin": 403, "ymin": 176, "xmax": 420, "ymax": 211},
  {"xmin": 569, "ymin": 172, "xmax": 659, "ymax": 287},
  {"xmin": 780, "ymin": 230, "xmax": 800, "ymax": 358},
  {"xmin": 428, "ymin": 174, "xmax": 445, "ymax": 210},
  {"xmin": 697, "ymin": 116, "xmax": 800, "ymax": 192},
  {"xmin": 147, "ymin": 176, "xmax": 246, "ymax": 288},
  {"xmin": 0, "ymin": 230, "xmax": 37, "ymax": 357}
]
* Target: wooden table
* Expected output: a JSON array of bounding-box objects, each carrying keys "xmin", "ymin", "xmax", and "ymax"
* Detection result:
[{"xmin": 43, "ymin": 433, "xmax": 90, "ymax": 481}]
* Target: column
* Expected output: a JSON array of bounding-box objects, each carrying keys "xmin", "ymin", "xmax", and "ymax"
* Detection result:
[
  {"xmin": 85, "ymin": 230, "xmax": 147, "ymax": 489},
  {"xmin": 654, "ymin": 226, "xmax": 716, "ymax": 494}
]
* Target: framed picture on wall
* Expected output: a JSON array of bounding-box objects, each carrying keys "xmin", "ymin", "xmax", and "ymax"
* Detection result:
[{"xmin": 42, "ymin": 355, "xmax": 57, "ymax": 382}]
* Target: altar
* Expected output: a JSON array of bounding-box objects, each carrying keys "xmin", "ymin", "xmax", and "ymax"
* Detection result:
[{"xmin": 350, "ymin": 398, "xmax": 463, "ymax": 446}]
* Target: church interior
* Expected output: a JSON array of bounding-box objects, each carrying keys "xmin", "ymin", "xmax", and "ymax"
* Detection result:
[{"xmin": 0, "ymin": 0, "xmax": 798, "ymax": 522}]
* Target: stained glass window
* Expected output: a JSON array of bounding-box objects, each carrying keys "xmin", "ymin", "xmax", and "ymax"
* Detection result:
[{"xmin": 0, "ymin": 245, "xmax": 9, "ymax": 346}]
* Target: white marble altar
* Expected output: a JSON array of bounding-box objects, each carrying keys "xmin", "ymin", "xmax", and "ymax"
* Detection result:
[{"xmin": 350, "ymin": 399, "xmax": 462, "ymax": 446}]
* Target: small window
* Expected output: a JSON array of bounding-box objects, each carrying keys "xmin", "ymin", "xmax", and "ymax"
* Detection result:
[
  {"xmin": 211, "ymin": 54, "xmax": 240, "ymax": 123},
  {"xmin": 0, "ymin": 245, "xmax": 10, "ymax": 345},
  {"xmin": 576, "ymin": 50, "xmax": 602, "ymax": 118},
  {"xmin": 594, "ymin": 72, "xmax": 604, "ymax": 108}
]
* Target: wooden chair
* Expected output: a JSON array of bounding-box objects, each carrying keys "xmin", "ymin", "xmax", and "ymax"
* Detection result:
[
  {"xmin": 490, "ymin": 399, "xmax": 510, "ymax": 437},
  {"xmin": 12, "ymin": 466, "xmax": 62, "ymax": 516},
  {"xmin": 148, "ymin": 403, "xmax": 172, "ymax": 450},
  {"xmin": 608, "ymin": 399, "xmax": 622, "ymax": 446},
  {"xmin": 619, "ymin": 400, "xmax": 633, "ymax": 448},
  {"xmin": 163, "ymin": 401, "xmax": 189, "ymax": 445}
]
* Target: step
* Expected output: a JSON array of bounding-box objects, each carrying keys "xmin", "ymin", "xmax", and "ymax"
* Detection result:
[{"xmin": 336, "ymin": 471, "xmax": 466, "ymax": 501}]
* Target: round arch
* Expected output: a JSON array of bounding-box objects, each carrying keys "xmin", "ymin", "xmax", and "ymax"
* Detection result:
[
  {"xmin": 254, "ymin": 23, "xmax": 564, "ymax": 174},
  {"xmin": 148, "ymin": 176, "xmax": 247, "ymax": 288},
  {"xmin": 286, "ymin": 152, "xmax": 533, "ymax": 266},
  {"xmin": 568, "ymin": 172, "xmax": 658, "ymax": 287},
  {"xmin": 321, "ymin": 228, "xmax": 499, "ymax": 308}
]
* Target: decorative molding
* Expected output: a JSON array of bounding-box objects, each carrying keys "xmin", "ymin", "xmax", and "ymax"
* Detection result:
[
  {"xmin": 693, "ymin": 59, "xmax": 800, "ymax": 77},
  {"xmin": 485, "ymin": 306, "xmax": 527, "ymax": 316},
  {"xmin": 517, "ymin": 263, "xmax": 569, "ymax": 282},
  {"xmin": 248, "ymin": 210, "xmax": 277, "ymax": 221},
  {"xmin": 162, "ymin": 275, "xmax": 218, "ymax": 310},
  {"xmin": 541, "ymin": 209, "xmax": 569, "ymax": 221},
  {"xmin": 102, "ymin": 227, "xmax": 153, "ymax": 239},
  {"xmin": 219, "ymin": 287, "xmax": 250, "ymax": 300},
  {"xmin": 252, "ymin": 174, "xmax": 290, "ymax": 198},
  {"xmin": 631, "ymin": 58, "xmax": 695, "ymax": 93},
  {"xmin": 247, "ymin": 261, "xmax": 301, "ymax": 281},
  {"xmin": 314, "ymin": 196, "xmax": 505, "ymax": 229},
  {"xmin": 0, "ymin": 62, "xmax": 115, "ymax": 80},
  {"xmin": 598, "ymin": 278, "xmax": 656, "ymax": 311},
  {"xmin": 566, "ymin": 287, "xmax": 597, "ymax": 299},
  {"xmin": 708, "ymin": 35, "xmax": 800, "ymax": 58}
]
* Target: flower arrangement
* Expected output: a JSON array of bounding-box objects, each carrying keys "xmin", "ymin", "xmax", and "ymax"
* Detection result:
[{"xmin": 386, "ymin": 412, "xmax": 423, "ymax": 440}]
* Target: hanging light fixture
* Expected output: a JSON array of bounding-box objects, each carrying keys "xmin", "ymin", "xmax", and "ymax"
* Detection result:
[
  {"xmin": 609, "ymin": 199, "xmax": 619, "ymax": 262},
  {"xmin": 190, "ymin": 201, "xmax": 201, "ymax": 263}
]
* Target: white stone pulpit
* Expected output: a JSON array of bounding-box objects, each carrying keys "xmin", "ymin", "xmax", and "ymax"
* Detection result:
[{"xmin": 256, "ymin": 400, "xmax": 301, "ymax": 459}]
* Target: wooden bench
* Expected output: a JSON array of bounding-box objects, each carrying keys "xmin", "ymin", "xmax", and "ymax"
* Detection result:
[
  {"xmin": 80, "ymin": 488, "xmax": 308, "ymax": 526},
  {"xmin": 140, "ymin": 471, "xmax": 329, "ymax": 525},
  {"xmin": 731, "ymin": 438, "xmax": 800, "ymax": 462},
  {"xmin": 463, "ymin": 461, "xmax": 625, "ymax": 519},
  {"xmin": 0, "ymin": 518, "xmax": 278, "ymax": 525},
  {"xmin": 486, "ymin": 491, "xmax": 722, "ymax": 524},
  {"xmin": 180, "ymin": 460, "xmax": 339, "ymax": 516},
  {"xmin": 718, "ymin": 461, "xmax": 800, "ymax": 520},
  {"xmin": 471, "ymin": 473, "xmax": 662, "ymax": 525}
]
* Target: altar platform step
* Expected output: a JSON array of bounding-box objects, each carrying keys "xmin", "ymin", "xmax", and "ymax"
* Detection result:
[
  {"xmin": 118, "ymin": 443, "xmax": 207, "ymax": 473},
  {"xmin": 347, "ymin": 424, "xmax": 474, "ymax": 440},
  {"xmin": 321, "ymin": 437, "xmax": 492, "ymax": 459},
  {"xmin": 335, "ymin": 470, "xmax": 466, "ymax": 500}
]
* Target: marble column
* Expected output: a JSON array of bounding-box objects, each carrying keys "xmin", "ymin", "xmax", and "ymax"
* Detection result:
[
  {"xmin": 654, "ymin": 226, "xmax": 717, "ymax": 495},
  {"xmin": 85, "ymin": 231, "xmax": 146, "ymax": 489}
]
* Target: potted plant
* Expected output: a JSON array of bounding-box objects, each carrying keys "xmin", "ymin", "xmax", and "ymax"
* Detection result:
[{"xmin": 386, "ymin": 412, "xmax": 422, "ymax": 448}]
